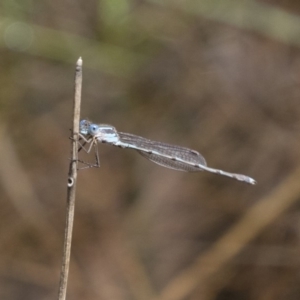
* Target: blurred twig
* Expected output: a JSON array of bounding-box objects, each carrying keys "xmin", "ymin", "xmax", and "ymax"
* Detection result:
[
  {"xmin": 0, "ymin": 123, "xmax": 57, "ymax": 233},
  {"xmin": 2, "ymin": 0, "xmax": 300, "ymax": 76},
  {"xmin": 157, "ymin": 167, "xmax": 300, "ymax": 300},
  {"xmin": 149, "ymin": 0, "xmax": 300, "ymax": 48},
  {"xmin": 107, "ymin": 225, "xmax": 157, "ymax": 300},
  {"xmin": 58, "ymin": 57, "xmax": 82, "ymax": 300},
  {"xmin": 0, "ymin": 18, "xmax": 145, "ymax": 76}
]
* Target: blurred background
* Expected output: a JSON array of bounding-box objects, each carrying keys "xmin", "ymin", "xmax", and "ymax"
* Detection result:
[{"xmin": 1, "ymin": 0, "xmax": 300, "ymax": 299}]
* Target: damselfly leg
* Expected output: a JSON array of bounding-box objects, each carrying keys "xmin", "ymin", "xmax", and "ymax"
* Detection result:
[{"xmin": 77, "ymin": 134, "xmax": 100, "ymax": 169}]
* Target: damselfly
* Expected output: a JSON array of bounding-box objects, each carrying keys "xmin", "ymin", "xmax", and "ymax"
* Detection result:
[{"xmin": 78, "ymin": 120, "xmax": 256, "ymax": 185}]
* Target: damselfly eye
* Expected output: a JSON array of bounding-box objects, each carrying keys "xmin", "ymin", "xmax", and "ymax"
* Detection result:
[{"xmin": 90, "ymin": 125, "xmax": 98, "ymax": 133}]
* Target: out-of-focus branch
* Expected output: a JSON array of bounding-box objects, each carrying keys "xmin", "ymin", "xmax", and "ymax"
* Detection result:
[
  {"xmin": 0, "ymin": 19, "xmax": 145, "ymax": 76},
  {"xmin": 149, "ymin": 0, "xmax": 300, "ymax": 47},
  {"xmin": 157, "ymin": 166, "xmax": 300, "ymax": 300}
]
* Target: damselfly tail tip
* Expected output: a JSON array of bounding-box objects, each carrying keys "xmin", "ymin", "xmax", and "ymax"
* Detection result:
[
  {"xmin": 243, "ymin": 177, "xmax": 257, "ymax": 185},
  {"xmin": 249, "ymin": 178, "xmax": 257, "ymax": 185},
  {"xmin": 235, "ymin": 174, "xmax": 256, "ymax": 185}
]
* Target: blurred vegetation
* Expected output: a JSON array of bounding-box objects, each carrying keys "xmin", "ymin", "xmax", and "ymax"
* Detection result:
[{"xmin": 1, "ymin": 0, "xmax": 300, "ymax": 299}]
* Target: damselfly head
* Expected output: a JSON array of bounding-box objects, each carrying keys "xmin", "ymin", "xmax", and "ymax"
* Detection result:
[
  {"xmin": 79, "ymin": 120, "xmax": 101, "ymax": 136},
  {"xmin": 79, "ymin": 120, "xmax": 91, "ymax": 135}
]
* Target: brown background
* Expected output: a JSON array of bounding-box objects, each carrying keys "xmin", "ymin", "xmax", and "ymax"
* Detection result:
[{"xmin": 1, "ymin": 0, "xmax": 300, "ymax": 299}]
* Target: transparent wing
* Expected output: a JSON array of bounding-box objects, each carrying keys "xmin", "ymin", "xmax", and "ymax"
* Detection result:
[{"xmin": 118, "ymin": 132, "xmax": 207, "ymax": 172}]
